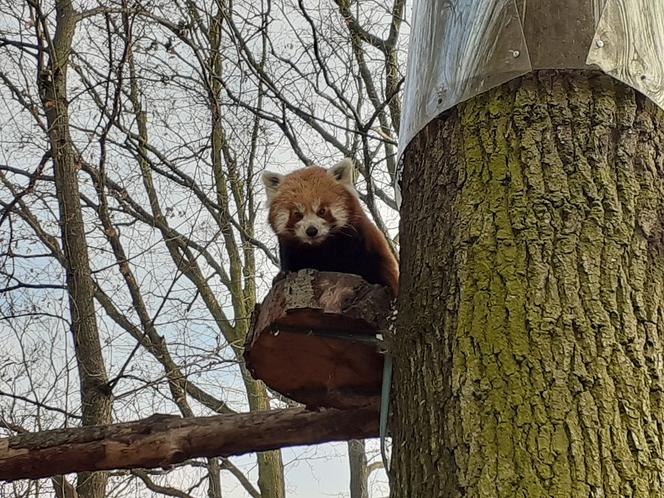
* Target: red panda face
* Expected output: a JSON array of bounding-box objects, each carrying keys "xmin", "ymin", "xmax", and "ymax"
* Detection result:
[
  {"xmin": 276, "ymin": 199, "xmax": 344, "ymax": 244},
  {"xmin": 262, "ymin": 160, "xmax": 357, "ymax": 245}
]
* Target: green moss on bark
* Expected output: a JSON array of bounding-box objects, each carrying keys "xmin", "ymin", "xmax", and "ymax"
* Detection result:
[{"xmin": 392, "ymin": 71, "xmax": 664, "ymax": 497}]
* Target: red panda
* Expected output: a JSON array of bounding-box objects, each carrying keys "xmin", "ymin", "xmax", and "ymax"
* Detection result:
[{"xmin": 262, "ymin": 159, "xmax": 399, "ymax": 296}]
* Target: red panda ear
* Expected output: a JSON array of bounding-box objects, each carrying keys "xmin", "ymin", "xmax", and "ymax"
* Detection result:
[
  {"xmin": 261, "ymin": 171, "xmax": 284, "ymax": 201},
  {"xmin": 327, "ymin": 158, "xmax": 355, "ymax": 188}
]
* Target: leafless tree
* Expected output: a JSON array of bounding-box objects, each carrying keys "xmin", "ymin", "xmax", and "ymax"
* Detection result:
[{"xmin": 0, "ymin": 0, "xmax": 405, "ymax": 496}]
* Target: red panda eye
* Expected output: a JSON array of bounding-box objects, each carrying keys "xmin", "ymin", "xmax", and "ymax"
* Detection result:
[
  {"xmin": 317, "ymin": 207, "xmax": 326, "ymax": 217},
  {"xmin": 293, "ymin": 211, "xmax": 303, "ymax": 221}
]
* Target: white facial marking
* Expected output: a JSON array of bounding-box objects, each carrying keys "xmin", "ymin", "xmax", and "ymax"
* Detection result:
[
  {"xmin": 294, "ymin": 212, "xmax": 330, "ymax": 244},
  {"xmin": 273, "ymin": 209, "xmax": 289, "ymax": 234},
  {"xmin": 330, "ymin": 203, "xmax": 348, "ymax": 228}
]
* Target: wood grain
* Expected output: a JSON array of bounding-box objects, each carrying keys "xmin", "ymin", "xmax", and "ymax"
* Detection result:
[
  {"xmin": 244, "ymin": 270, "xmax": 392, "ymax": 409},
  {"xmin": 517, "ymin": 0, "xmax": 599, "ymax": 68},
  {"xmin": 398, "ymin": 0, "xmax": 531, "ymax": 159},
  {"xmin": 0, "ymin": 407, "xmax": 378, "ymax": 481},
  {"xmin": 586, "ymin": 0, "xmax": 664, "ymax": 109},
  {"xmin": 397, "ymin": 0, "xmax": 664, "ymax": 198},
  {"xmin": 593, "ymin": 0, "xmax": 608, "ymax": 22}
]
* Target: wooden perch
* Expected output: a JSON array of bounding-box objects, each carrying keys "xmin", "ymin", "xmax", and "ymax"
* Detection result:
[
  {"xmin": 0, "ymin": 406, "xmax": 378, "ymax": 481},
  {"xmin": 244, "ymin": 270, "xmax": 393, "ymax": 410}
]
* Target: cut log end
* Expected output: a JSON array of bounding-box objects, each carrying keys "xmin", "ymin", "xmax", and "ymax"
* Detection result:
[{"xmin": 244, "ymin": 270, "xmax": 393, "ymax": 409}]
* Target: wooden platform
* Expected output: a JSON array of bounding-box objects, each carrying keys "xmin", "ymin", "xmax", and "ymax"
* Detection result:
[{"xmin": 244, "ymin": 270, "xmax": 392, "ymax": 409}]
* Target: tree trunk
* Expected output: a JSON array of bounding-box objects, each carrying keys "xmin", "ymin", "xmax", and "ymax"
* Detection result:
[
  {"xmin": 250, "ymin": 387, "xmax": 286, "ymax": 498},
  {"xmin": 391, "ymin": 70, "xmax": 664, "ymax": 497},
  {"xmin": 207, "ymin": 458, "xmax": 223, "ymax": 498},
  {"xmin": 40, "ymin": 2, "xmax": 112, "ymax": 497},
  {"xmin": 348, "ymin": 439, "xmax": 369, "ymax": 498},
  {"xmin": 208, "ymin": 6, "xmax": 286, "ymax": 496}
]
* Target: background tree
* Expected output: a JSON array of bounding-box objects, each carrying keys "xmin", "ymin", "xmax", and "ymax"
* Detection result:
[{"xmin": 0, "ymin": 0, "xmax": 405, "ymax": 496}]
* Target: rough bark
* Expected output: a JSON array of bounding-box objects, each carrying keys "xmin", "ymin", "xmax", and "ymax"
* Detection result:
[
  {"xmin": 250, "ymin": 393, "xmax": 285, "ymax": 498},
  {"xmin": 391, "ymin": 71, "xmax": 664, "ymax": 497},
  {"xmin": 348, "ymin": 439, "xmax": 369, "ymax": 498},
  {"xmin": 39, "ymin": 2, "xmax": 112, "ymax": 496},
  {"xmin": 207, "ymin": 457, "xmax": 223, "ymax": 498},
  {"xmin": 0, "ymin": 407, "xmax": 378, "ymax": 481}
]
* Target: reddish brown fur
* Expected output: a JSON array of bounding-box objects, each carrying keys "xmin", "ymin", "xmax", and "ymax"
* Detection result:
[
  {"xmin": 267, "ymin": 166, "xmax": 399, "ymax": 295},
  {"xmin": 268, "ymin": 167, "xmax": 352, "ymax": 234}
]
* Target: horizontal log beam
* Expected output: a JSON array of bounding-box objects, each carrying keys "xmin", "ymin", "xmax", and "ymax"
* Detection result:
[{"xmin": 0, "ymin": 406, "xmax": 378, "ymax": 481}]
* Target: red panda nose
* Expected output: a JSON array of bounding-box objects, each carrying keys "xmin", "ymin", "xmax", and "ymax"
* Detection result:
[{"xmin": 306, "ymin": 226, "xmax": 318, "ymax": 237}]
